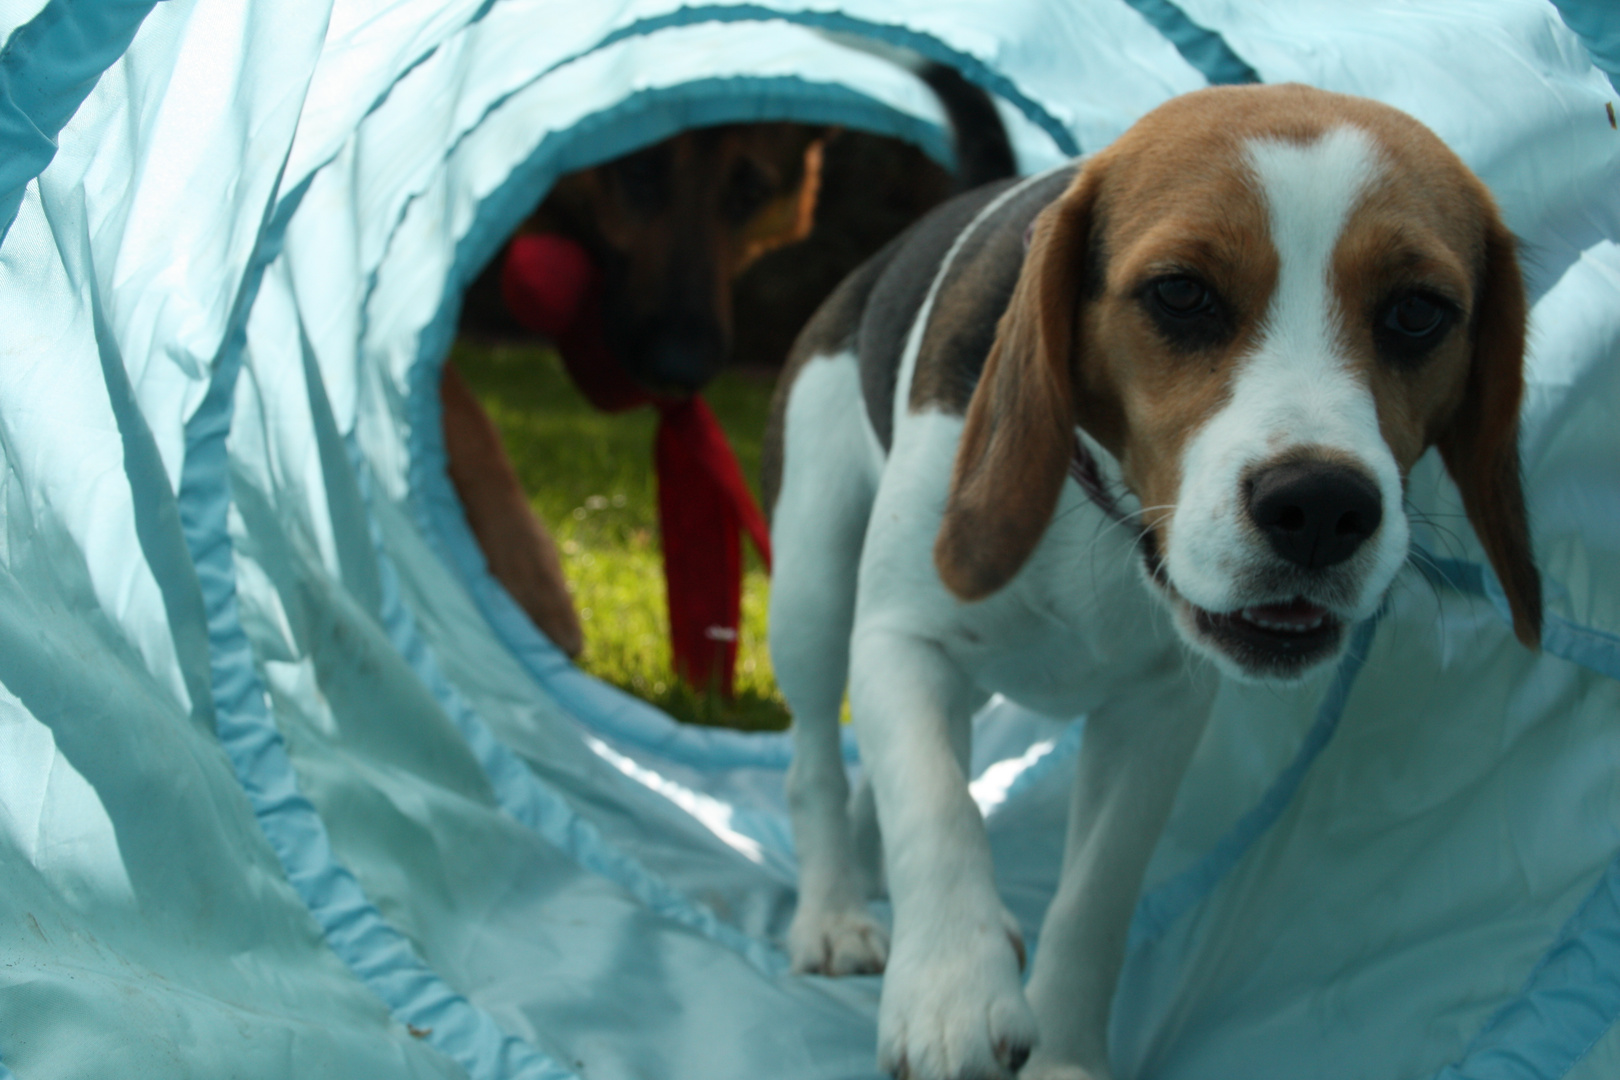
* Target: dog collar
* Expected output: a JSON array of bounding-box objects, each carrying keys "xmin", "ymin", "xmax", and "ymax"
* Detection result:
[{"xmin": 1070, "ymin": 436, "xmax": 1124, "ymax": 523}]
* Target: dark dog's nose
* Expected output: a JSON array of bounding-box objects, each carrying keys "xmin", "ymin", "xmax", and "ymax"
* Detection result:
[
  {"xmin": 1247, "ymin": 461, "xmax": 1383, "ymax": 569},
  {"xmin": 634, "ymin": 323, "xmax": 725, "ymax": 395}
]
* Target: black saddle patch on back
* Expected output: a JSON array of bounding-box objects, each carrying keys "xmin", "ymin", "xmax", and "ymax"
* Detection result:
[
  {"xmin": 855, "ymin": 180, "xmax": 1017, "ymax": 450},
  {"xmin": 761, "ymin": 243, "xmax": 897, "ymax": 516},
  {"xmin": 907, "ymin": 166, "xmax": 1079, "ymax": 418}
]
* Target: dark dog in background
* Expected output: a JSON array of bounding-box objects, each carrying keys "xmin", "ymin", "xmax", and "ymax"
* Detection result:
[
  {"xmin": 443, "ymin": 121, "xmax": 833, "ymax": 658},
  {"xmin": 534, "ymin": 122, "xmax": 832, "ymax": 395},
  {"xmin": 446, "ymin": 67, "xmax": 1014, "ymax": 658}
]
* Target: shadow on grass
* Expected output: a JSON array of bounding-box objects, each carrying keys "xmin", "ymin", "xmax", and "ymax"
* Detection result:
[{"xmin": 451, "ymin": 338, "xmax": 789, "ymax": 732}]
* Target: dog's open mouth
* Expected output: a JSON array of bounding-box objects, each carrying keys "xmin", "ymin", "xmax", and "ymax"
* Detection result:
[
  {"xmin": 1184, "ymin": 597, "xmax": 1346, "ymax": 677},
  {"xmin": 1195, "ymin": 599, "xmax": 1341, "ymax": 654},
  {"xmin": 1139, "ymin": 530, "xmax": 1347, "ymax": 676}
]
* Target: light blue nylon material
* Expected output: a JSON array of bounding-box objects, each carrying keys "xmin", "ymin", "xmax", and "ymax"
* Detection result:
[
  {"xmin": 1127, "ymin": 616, "xmax": 1382, "ymax": 951},
  {"xmin": 1438, "ymin": 859, "xmax": 1620, "ymax": 1080},
  {"xmin": 273, "ymin": 2, "xmax": 953, "ymax": 251},
  {"xmin": 1548, "ymin": 0, "xmax": 1620, "ymax": 92},
  {"xmin": 178, "ymin": 186, "xmax": 570, "ymax": 1080},
  {"xmin": 1407, "ymin": 569, "xmax": 1620, "ymax": 1066},
  {"xmin": 581, "ymin": 4, "xmax": 1078, "ymax": 156},
  {"xmin": 346, "ymin": 419, "xmax": 785, "ymax": 974},
  {"xmin": 1115, "ymin": 0, "xmax": 1256, "ymax": 85},
  {"xmin": 1539, "ymin": 613, "xmax": 1620, "ymax": 688},
  {"xmin": 1363, "ymin": 552, "xmax": 1620, "ymax": 1079},
  {"xmin": 3, "ymin": 3, "xmax": 1618, "ymax": 1076},
  {"xmin": 1420, "ymin": 552, "xmax": 1620, "ymax": 687},
  {"xmin": 300, "ymin": 320, "xmax": 387, "ymax": 621},
  {"xmin": 89, "ymin": 239, "xmax": 220, "ymax": 737},
  {"xmin": 992, "ymin": 717, "xmax": 1085, "ymax": 811},
  {"xmin": 274, "ymin": 0, "xmax": 495, "ymax": 219},
  {"xmin": 0, "ymin": 0, "xmax": 157, "ymax": 242}
]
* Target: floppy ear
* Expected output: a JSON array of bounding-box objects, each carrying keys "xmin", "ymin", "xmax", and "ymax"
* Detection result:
[
  {"xmin": 739, "ymin": 128, "xmax": 830, "ymax": 266},
  {"xmin": 934, "ymin": 170, "xmax": 1100, "ymax": 600},
  {"xmin": 791, "ymin": 135, "xmax": 826, "ymax": 241},
  {"xmin": 1436, "ymin": 215, "xmax": 1541, "ymax": 648}
]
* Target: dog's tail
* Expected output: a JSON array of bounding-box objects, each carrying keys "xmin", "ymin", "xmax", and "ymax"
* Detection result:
[{"xmin": 918, "ymin": 63, "xmax": 1018, "ymax": 191}]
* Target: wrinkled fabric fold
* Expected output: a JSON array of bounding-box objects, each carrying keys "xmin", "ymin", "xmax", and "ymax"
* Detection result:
[{"xmin": 1, "ymin": 2, "xmax": 1619, "ymax": 1078}]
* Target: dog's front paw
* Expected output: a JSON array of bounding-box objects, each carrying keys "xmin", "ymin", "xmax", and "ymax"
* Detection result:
[
  {"xmin": 789, "ymin": 902, "xmax": 889, "ymax": 975},
  {"xmin": 877, "ymin": 916, "xmax": 1036, "ymax": 1079}
]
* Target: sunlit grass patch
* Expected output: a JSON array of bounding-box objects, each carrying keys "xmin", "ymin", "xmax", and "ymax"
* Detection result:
[{"xmin": 451, "ymin": 339, "xmax": 789, "ymax": 731}]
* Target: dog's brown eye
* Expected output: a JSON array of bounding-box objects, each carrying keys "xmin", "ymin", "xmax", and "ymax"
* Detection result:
[
  {"xmin": 1151, "ymin": 276, "xmax": 1212, "ymax": 316},
  {"xmin": 1141, "ymin": 275, "xmax": 1228, "ymax": 351},
  {"xmin": 1376, "ymin": 291, "xmax": 1456, "ymax": 366},
  {"xmin": 1385, "ymin": 294, "xmax": 1445, "ymax": 337}
]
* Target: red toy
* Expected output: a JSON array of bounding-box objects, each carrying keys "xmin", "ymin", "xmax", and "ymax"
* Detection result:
[{"xmin": 501, "ymin": 232, "xmax": 772, "ymax": 698}]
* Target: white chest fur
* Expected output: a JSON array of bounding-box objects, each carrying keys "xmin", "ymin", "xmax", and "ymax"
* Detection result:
[{"xmin": 857, "ymin": 409, "xmax": 1181, "ymax": 718}]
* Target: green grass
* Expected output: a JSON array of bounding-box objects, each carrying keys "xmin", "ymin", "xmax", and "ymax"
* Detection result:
[{"xmin": 450, "ymin": 338, "xmax": 790, "ymax": 731}]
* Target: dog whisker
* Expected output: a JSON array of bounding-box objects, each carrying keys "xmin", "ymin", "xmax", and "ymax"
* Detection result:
[
  {"xmin": 1401, "ymin": 544, "xmax": 1498, "ymax": 644},
  {"xmin": 1072, "ymin": 499, "xmax": 1173, "ymax": 598},
  {"xmin": 1403, "ymin": 504, "xmax": 1471, "ymax": 566}
]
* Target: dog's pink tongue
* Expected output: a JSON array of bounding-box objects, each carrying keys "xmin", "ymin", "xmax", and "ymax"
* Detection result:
[{"xmin": 1240, "ymin": 598, "xmax": 1328, "ymax": 630}]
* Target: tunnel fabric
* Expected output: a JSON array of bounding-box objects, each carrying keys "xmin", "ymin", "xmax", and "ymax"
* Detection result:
[{"xmin": 0, "ymin": 3, "xmax": 1618, "ymax": 1080}]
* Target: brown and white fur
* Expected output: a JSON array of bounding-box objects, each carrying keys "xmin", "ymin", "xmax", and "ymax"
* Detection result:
[{"xmin": 762, "ymin": 84, "xmax": 1541, "ymax": 1080}]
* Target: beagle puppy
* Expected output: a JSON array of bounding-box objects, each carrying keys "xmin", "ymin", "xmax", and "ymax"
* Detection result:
[{"xmin": 762, "ymin": 84, "xmax": 1540, "ymax": 1080}]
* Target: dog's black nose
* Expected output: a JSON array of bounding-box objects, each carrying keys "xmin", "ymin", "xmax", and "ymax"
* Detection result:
[
  {"xmin": 634, "ymin": 325, "xmax": 725, "ymax": 396},
  {"xmin": 1247, "ymin": 461, "xmax": 1383, "ymax": 569}
]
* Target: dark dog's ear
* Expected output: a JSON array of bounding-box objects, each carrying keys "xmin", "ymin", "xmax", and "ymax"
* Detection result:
[
  {"xmin": 935, "ymin": 170, "xmax": 1099, "ymax": 600},
  {"xmin": 737, "ymin": 127, "xmax": 831, "ymax": 267},
  {"xmin": 1437, "ymin": 215, "xmax": 1541, "ymax": 648},
  {"xmin": 792, "ymin": 134, "xmax": 827, "ymax": 239}
]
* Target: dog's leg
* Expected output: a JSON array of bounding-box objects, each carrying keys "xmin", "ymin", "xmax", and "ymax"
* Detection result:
[
  {"xmin": 848, "ymin": 770, "xmax": 885, "ymax": 900},
  {"xmin": 1021, "ymin": 673, "xmax": 1217, "ymax": 1080},
  {"xmin": 852, "ymin": 628, "xmax": 1033, "ymax": 1080},
  {"xmin": 775, "ymin": 562, "xmax": 887, "ymax": 974},
  {"xmin": 440, "ymin": 362, "xmax": 582, "ymax": 657},
  {"xmin": 771, "ymin": 354, "xmax": 887, "ymax": 975}
]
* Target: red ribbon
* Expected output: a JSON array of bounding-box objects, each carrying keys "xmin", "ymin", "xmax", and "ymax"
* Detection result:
[{"xmin": 500, "ymin": 233, "xmax": 771, "ymax": 697}]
